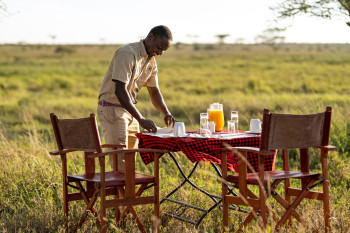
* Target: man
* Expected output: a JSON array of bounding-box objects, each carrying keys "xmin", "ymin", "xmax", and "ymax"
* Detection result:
[{"xmin": 97, "ymin": 25, "xmax": 175, "ymax": 170}]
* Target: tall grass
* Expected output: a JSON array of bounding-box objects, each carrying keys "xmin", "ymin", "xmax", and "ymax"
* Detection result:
[{"xmin": 0, "ymin": 43, "xmax": 350, "ymax": 232}]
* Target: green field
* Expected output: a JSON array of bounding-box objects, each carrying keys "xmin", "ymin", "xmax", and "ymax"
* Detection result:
[{"xmin": 0, "ymin": 43, "xmax": 350, "ymax": 232}]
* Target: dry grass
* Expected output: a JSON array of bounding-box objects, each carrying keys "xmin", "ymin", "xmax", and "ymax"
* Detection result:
[{"xmin": 0, "ymin": 43, "xmax": 350, "ymax": 232}]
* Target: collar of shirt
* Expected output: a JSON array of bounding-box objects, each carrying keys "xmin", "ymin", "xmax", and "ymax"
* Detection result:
[{"xmin": 139, "ymin": 39, "xmax": 148, "ymax": 58}]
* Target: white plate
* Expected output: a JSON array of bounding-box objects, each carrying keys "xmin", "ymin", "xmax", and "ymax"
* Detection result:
[
  {"xmin": 245, "ymin": 131, "xmax": 261, "ymax": 134},
  {"xmin": 143, "ymin": 133, "xmax": 174, "ymax": 137}
]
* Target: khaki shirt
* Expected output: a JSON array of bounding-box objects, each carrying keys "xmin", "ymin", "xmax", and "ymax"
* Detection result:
[{"xmin": 98, "ymin": 40, "xmax": 158, "ymax": 104}]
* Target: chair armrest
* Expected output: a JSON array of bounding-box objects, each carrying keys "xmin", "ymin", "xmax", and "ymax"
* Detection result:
[
  {"xmin": 101, "ymin": 144, "xmax": 126, "ymax": 149},
  {"xmin": 120, "ymin": 148, "xmax": 169, "ymax": 154},
  {"xmin": 49, "ymin": 149, "xmax": 76, "ymax": 155},
  {"xmin": 215, "ymin": 146, "xmax": 275, "ymax": 156},
  {"xmin": 88, "ymin": 148, "xmax": 169, "ymax": 158}
]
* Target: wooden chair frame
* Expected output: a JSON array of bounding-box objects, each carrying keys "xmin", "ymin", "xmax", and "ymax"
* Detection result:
[
  {"xmin": 219, "ymin": 106, "xmax": 336, "ymax": 232},
  {"xmin": 49, "ymin": 113, "xmax": 168, "ymax": 233}
]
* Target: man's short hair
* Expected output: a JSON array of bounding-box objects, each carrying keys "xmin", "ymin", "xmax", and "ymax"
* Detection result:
[{"xmin": 149, "ymin": 25, "xmax": 173, "ymax": 41}]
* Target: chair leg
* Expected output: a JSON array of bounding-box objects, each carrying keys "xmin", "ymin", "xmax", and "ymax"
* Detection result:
[
  {"xmin": 100, "ymin": 204, "xmax": 107, "ymax": 233},
  {"xmin": 115, "ymin": 187, "xmax": 121, "ymax": 223},
  {"xmin": 153, "ymin": 211, "xmax": 160, "ymax": 233},
  {"xmin": 240, "ymin": 208, "xmax": 258, "ymax": 230},
  {"xmin": 154, "ymin": 188, "xmax": 160, "ymax": 233},
  {"xmin": 239, "ymin": 189, "xmax": 278, "ymax": 231},
  {"xmin": 154, "ymin": 152, "xmax": 160, "ymax": 233},
  {"xmin": 282, "ymin": 149, "xmax": 293, "ymax": 227},
  {"xmin": 223, "ymin": 200, "xmax": 229, "ymax": 230},
  {"xmin": 221, "ymin": 151, "xmax": 229, "ymax": 231},
  {"xmin": 119, "ymin": 205, "xmax": 146, "ymax": 233},
  {"xmin": 73, "ymin": 189, "xmax": 100, "ymax": 233},
  {"xmin": 245, "ymin": 189, "xmax": 264, "ymax": 226},
  {"xmin": 321, "ymin": 151, "xmax": 331, "ymax": 232},
  {"xmin": 272, "ymin": 191, "xmax": 303, "ymax": 222},
  {"xmin": 284, "ymin": 178, "xmax": 292, "ymax": 227},
  {"xmin": 120, "ymin": 206, "xmax": 130, "ymax": 221},
  {"xmin": 75, "ymin": 181, "xmax": 102, "ymax": 228},
  {"xmin": 323, "ymin": 189, "xmax": 331, "ymax": 232},
  {"xmin": 62, "ymin": 155, "xmax": 69, "ymax": 232},
  {"xmin": 74, "ymin": 210, "xmax": 90, "ymax": 233},
  {"xmin": 114, "ymin": 183, "xmax": 156, "ymax": 232},
  {"xmin": 222, "ymin": 183, "xmax": 229, "ymax": 230},
  {"xmin": 63, "ymin": 195, "xmax": 68, "ymax": 233},
  {"xmin": 129, "ymin": 206, "xmax": 147, "ymax": 233},
  {"xmin": 275, "ymin": 179, "xmax": 318, "ymax": 231},
  {"xmin": 258, "ymin": 155, "xmax": 267, "ymax": 228}
]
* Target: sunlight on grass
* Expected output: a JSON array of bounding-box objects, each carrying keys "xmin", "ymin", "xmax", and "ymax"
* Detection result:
[{"xmin": 0, "ymin": 44, "xmax": 350, "ymax": 232}]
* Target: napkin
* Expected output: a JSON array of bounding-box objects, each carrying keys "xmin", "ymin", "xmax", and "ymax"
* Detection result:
[
  {"xmin": 142, "ymin": 127, "xmax": 174, "ymax": 138},
  {"xmin": 156, "ymin": 126, "xmax": 174, "ymax": 134}
]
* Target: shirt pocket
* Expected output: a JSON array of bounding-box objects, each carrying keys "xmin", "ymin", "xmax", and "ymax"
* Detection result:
[{"xmin": 145, "ymin": 64, "xmax": 154, "ymax": 76}]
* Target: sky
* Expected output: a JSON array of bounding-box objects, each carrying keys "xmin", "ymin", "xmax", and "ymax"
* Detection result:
[{"xmin": 1, "ymin": 0, "xmax": 349, "ymax": 45}]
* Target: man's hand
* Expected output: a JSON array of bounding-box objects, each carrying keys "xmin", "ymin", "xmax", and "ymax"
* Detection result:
[
  {"xmin": 139, "ymin": 118, "xmax": 157, "ymax": 133},
  {"xmin": 148, "ymin": 87, "xmax": 175, "ymax": 127},
  {"xmin": 164, "ymin": 114, "xmax": 176, "ymax": 127}
]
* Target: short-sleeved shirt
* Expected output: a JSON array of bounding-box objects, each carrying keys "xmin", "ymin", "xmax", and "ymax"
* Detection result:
[{"xmin": 98, "ymin": 40, "xmax": 159, "ymax": 104}]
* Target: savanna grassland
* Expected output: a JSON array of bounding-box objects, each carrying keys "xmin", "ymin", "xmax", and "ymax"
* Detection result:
[{"xmin": 0, "ymin": 43, "xmax": 350, "ymax": 232}]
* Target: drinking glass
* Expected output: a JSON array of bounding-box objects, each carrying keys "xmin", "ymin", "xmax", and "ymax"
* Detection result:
[
  {"xmin": 227, "ymin": 120, "xmax": 236, "ymax": 133},
  {"xmin": 230, "ymin": 111, "xmax": 239, "ymax": 131},
  {"xmin": 200, "ymin": 112, "xmax": 208, "ymax": 129},
  {"xmin": 200, "ymin": 128, "xmax": 211, "ymax": 136}
]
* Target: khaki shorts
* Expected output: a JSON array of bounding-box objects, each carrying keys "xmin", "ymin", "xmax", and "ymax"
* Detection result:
[{"xmin": 97, "ymin": 104, "xmax": 139, "ymax": 170}]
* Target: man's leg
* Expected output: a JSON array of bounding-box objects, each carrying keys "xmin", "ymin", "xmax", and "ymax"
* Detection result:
[
  {"xmin": 128, "ymin": 118, "xmax": 139, "ymax": 150},
  {"xmin": 97, "ymin": 105, "xmax": 131, "ymax": 170}
]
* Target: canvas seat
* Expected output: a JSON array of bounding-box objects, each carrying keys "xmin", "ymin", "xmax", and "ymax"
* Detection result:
[
  {"xmin": 68, "ymin": 171, "xmax": 155, "ymax": 186},
  {"xmin": 226, "ymin": 170, "xmax": 322, "ymax": 186}
]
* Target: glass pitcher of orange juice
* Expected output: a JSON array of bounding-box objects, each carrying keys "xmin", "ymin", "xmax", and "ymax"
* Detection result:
[{"xmin": 208, "ymin": 103, "xmax": 224, "ymax": 131}]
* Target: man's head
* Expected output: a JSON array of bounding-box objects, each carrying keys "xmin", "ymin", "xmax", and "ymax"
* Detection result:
[{"xmin": 144, "ymin": 25, "xmax": 172, "ymax": 57}]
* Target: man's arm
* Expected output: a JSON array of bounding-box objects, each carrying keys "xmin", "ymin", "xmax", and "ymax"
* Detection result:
[
  {"xmin": 115, "ymin": 80, "xmax": 157, "ymax": 133},
  {"xmin": 147, "ymin": 86, "xmax": 175, "ymax": 127}
]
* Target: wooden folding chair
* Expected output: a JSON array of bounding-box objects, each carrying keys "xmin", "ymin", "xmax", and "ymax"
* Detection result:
[
  {"xmin": 220, "ymin": 106, "xmax": 336, "ymax": 232},
  {"xmin": 49, "ymin": 113, "xmax": 168, "ymax": 233}
]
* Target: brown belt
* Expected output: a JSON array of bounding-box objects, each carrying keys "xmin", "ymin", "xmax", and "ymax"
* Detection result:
[{"xmin": 98, "ymin": 101, "xmax": 122, "ymax": 107}]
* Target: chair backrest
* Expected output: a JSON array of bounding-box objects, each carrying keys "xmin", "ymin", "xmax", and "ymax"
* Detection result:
[
  {"xmin": 260, "ymin": 106, "xmax": 332, "ymax": 151},
  {"xmin": 50, "ymin": 113, "xmax": 102, "ymax": 153}
]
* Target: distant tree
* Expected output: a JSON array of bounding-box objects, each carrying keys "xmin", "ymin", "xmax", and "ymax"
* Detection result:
[
  {"xmin": 271, "ymin": 0, "xmax": 350, "ymax": 27},
  {"xmin": 174, "ymin": 42, "xmax": 183, "ymax": 50},
  {"xmin": 186, "ymin": 34, "xmax": 200, "ymax": 50},
  {"xmin": 55, "ymin": 45, "xmax": 75, "ymax": 55},
  {"xmin": 0, "ymin": 1, "xmax": 16, "ymax": 20},
  {"xmin": 234, "ymin": 38, "xmax": 246, "ymax": 44},
  {"xmin": 255, "ymin": 27, "xmax": 285, "ymax": 50},
  {"xmin": 0, "ymin": 0, "xmax": 9, "ymax": 16},
  {"xmin": 215, "ymin": 34, "xmax": 230, "ymax": 44}
]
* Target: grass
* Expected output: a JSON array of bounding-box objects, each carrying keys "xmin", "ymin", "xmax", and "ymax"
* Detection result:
[{"xmin": 0, "ymin": 43, "xmax": 350, "ymax": 232}]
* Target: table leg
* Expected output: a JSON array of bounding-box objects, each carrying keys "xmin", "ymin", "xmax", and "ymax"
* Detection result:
[{"xmin": 161, "ymin": 152, "xmax": 247, "ymax": 227}]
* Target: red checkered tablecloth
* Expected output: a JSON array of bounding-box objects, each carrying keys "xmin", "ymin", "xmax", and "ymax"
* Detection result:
[{"xmin": 136, "ymin": 132, "xmax": 276, "ymax": 173}]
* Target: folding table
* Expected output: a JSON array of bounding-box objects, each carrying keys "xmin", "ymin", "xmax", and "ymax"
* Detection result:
[{"xmin": 136, "ymin": 131, "xmax": 276, "ymax": 227}]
